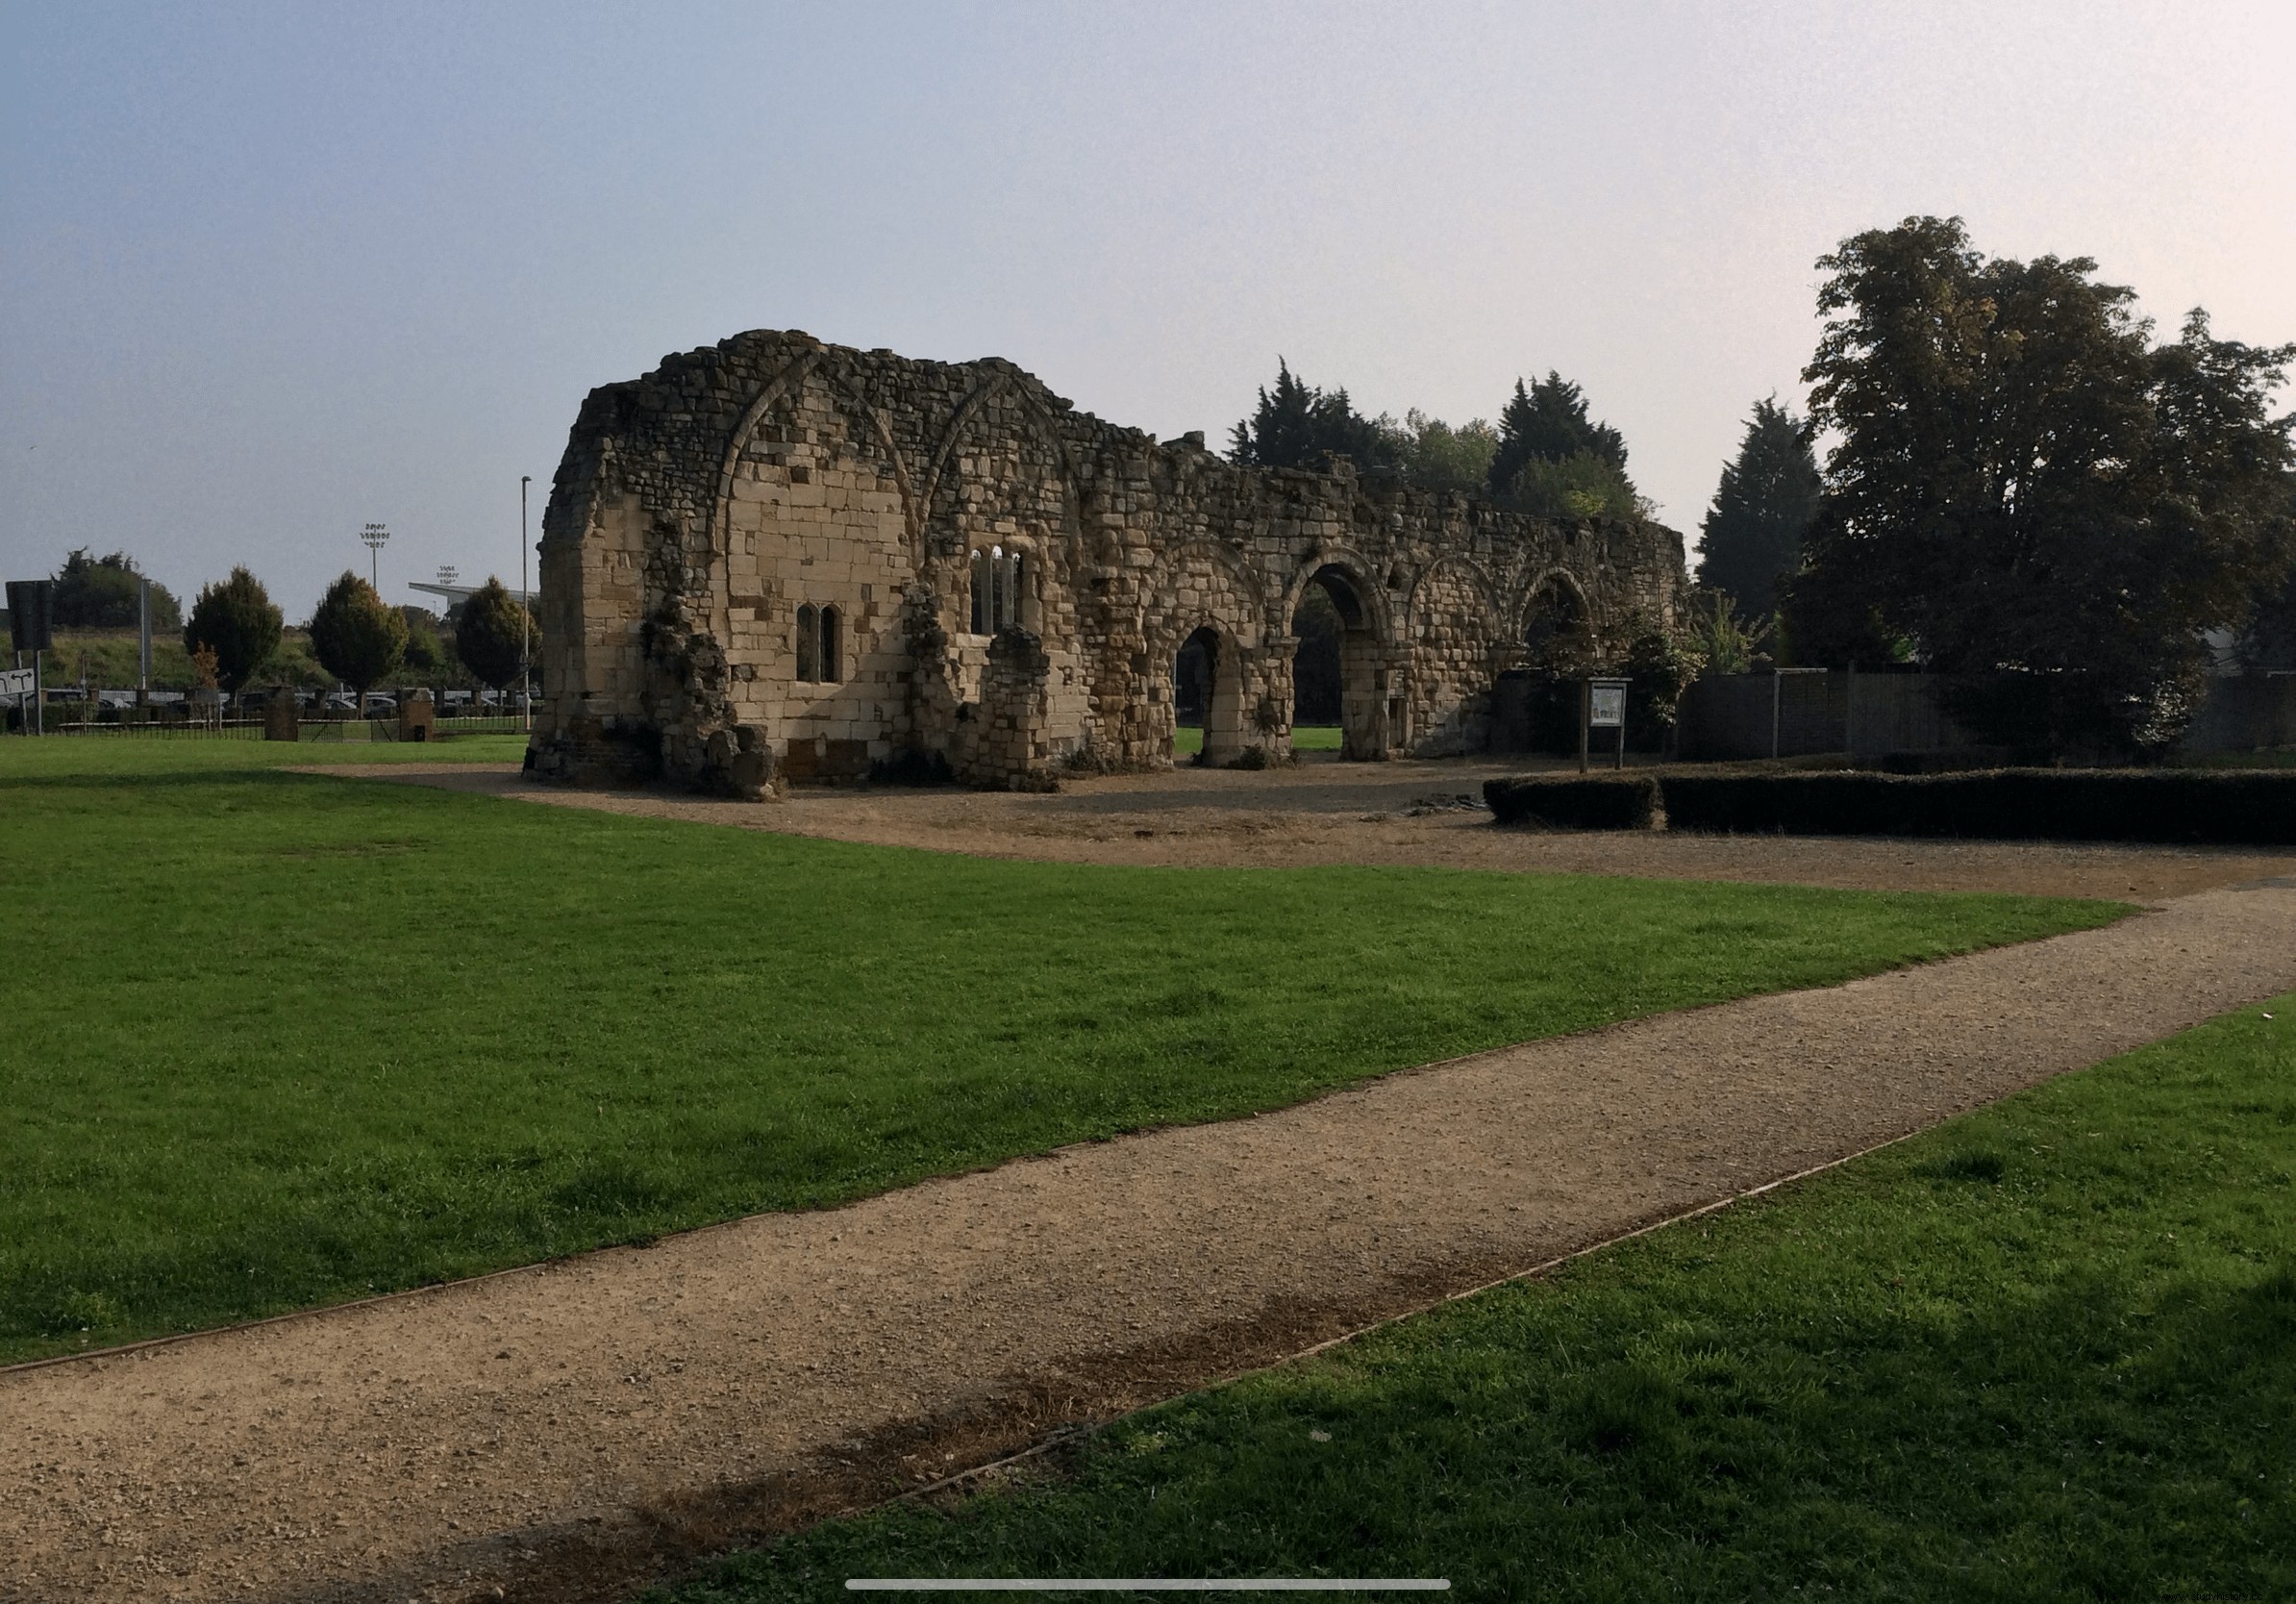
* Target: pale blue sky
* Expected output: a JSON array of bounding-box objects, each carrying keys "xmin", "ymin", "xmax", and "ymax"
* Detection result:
[{"xmin": 4, "ymin": 1, "xmax": 2292, "ymax": 619}]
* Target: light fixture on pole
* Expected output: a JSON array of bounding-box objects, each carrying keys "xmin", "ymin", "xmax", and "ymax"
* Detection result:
[
  {"xmin": 361, "ymin": 522, "xmax": 389, "ymax": 590},
  {"xmin": 520, "ymin": 476, "xmax": 532, "ymax": 732}
]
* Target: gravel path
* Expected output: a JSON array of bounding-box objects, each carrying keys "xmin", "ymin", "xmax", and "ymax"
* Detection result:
[
  {"xmin": 17, "ymin": 868, "xmax": 2296, "ymax": 1590},
  {"xmin": 8, "ymin": 860, "xmax": 2294, "ymax": 1603},
  {"xmin": 333, "ymin": 760, "xmax": 2296, "ymax": 902}
]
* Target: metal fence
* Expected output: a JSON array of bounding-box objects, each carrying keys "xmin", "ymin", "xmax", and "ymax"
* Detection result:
[
  {"xmin": 1676, "ymin": 670, "xmax": 2296, "ymax": 762},
  {"xmin": 5, "ymin": 707, "xmax": 529, "ymax": 741}
]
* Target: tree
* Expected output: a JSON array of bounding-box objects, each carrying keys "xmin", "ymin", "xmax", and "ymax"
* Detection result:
[
  {"xmin": 1506, "ymin": 452, "xmax": 1642, "ymax": 520},
  {"xmin": 1487, "ymin": 371, "xmax": 1628, "ymax": 497},
  {"xmin": 1696, "ymin": 397, "xmax": 1821, "ymax": 614},
  {"xmin": 1228, "ymin": 360, "xmax": 1397, "ymax": 471},
  {"xmin": 53, "ymin": 548, "xmax": 181, "ymax": 631},
  {"xmin": 2234, "ymin": 475, "xmax": 2296, "ymax": 669},
  {"xmin": 1373, "ymin": 410, "xmax": 1499, "ymax": 494},
  {"xmin": 182, "ymin": 566, "xmax": 283, "ymax": 691},
  {"xmin": 454, "ymin": 576, "xmax": 533, "ymax": 690},
  {"xmin": 308, "ymin": 571, "xmax": 407, "ymax": 698},
  {"xmin": 1788, "ymin": 215, "xmax": 2295, "ymax": 749},
  {"xmin": 1681, "ymin": 589, "xmax": 1774, "ymax": 676}
]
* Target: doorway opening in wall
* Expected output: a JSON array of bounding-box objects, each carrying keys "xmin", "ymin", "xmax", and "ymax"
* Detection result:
[
  {"xmin": 1288, "ymin": 583, "xmax": 1347, "ymax": 758},
  {"xmin": 1496, "ymin": 577, "xmax": 1591, "ymax": 753},
  {"xmin": 1296, "ymin": 564, "xmax": 1380, "ymax": 760},
  {"xmin": 1171, "ymin": 624, "xmax": 1243, "ymax": 764}
]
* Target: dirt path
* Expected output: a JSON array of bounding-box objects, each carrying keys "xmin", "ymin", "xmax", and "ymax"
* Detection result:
[
  {"xmin": 335, "ymin": 759, "xmax": 2296, "ymax": 902},
  {"xmin": 8, "ymin": 868, "xmax": 2294, "ymax": 1603}
]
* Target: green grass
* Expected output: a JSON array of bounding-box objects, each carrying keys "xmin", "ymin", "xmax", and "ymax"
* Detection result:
[
  {"xmin": 1174, "ymin": 725, "xmax": 1341, "ymax": 757},
  {"xmin": 660, "ymin": 995, "xmax": 2296, "ymax": 1604},
  {"xmin": 2186, "ymin": 747, "xmax": 2296, "ymax": 769},
  {"xmin": 0, "ymin": 730, "xmax": 528, "ymax": 776},
  {"xmin": 0, "ymin": 743, "xmax": 2120, "ymax": 1363}
]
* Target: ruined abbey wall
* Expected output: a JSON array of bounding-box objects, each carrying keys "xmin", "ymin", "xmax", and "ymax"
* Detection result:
[{"xmin": 528, "ymin": 330, "xmax": 1688, "ymax": 793}]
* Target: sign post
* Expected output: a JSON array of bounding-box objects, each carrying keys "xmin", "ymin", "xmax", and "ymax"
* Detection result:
[
  {"xmin": 1587, "ymin": 677, "xmax": 1629, "ymax": 771},
  {"xmin": 7, "ymin": 579, "xmax": 55, "ymax": 736}
]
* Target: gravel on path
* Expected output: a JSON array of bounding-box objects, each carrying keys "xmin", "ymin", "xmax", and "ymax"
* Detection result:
[
  {"xmin": 7, "ymin": 867, "xmax": 2293, "ymax": 1604},
  {"xmin": 326, "ymin": 760, "xmax": 2296, "ymax": 903}
]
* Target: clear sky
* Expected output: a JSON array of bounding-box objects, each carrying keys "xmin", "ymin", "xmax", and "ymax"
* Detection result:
[{"xmin": 4, "ymin": 1, "xmax": 2292, "ymax": 621}]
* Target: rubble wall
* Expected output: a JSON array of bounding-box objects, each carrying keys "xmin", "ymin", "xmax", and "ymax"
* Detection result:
[{"xmin": 529, "ymin": 330, "xmax": 1688, "ymax": 791}]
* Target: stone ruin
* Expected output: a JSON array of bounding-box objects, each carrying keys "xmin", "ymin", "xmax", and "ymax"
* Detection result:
[{"xmin": 528, "ymin": 330, "xmax": 1689, "ymax": 795}]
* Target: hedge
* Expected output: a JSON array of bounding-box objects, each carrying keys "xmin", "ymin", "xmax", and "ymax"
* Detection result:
[
  {"xmin": 1481, "ymin": 767, "xmax": 2296, "ymax": 843},
  {"xmin": 1484, "ymin": 773, "xmax": 1660, "ymax": 831},
  {"xmin": 1660, "ymin": 768, "xmax": 2296, "ymax": 844}
]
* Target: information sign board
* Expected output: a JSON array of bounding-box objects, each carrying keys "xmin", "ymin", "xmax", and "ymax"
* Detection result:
[
  {"xmin": 1588, "ymin": 681, "xmax": 1627, "ymax": 728},
  {"xmin": 0, "ymin": 667, "xmax": 33, "ymax": 698}
]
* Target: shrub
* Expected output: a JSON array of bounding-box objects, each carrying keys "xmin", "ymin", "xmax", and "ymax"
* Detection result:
[
  {"xmin": 1484, "ymin": 773, "xmax": 1660, "ymax": 830},
  {"xmin": 1658, "ymin": 768, "xmax": 2296, "ymax": 844}
]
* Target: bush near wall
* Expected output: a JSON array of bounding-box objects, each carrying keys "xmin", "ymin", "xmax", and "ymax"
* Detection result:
[
  {"xmin": 1484, "ymin": 773, "xmax": 1660, "ymax": 830},
  {"xmin": 1660, "ymin": 769, "xmax": 2296, "ymax": 844}
]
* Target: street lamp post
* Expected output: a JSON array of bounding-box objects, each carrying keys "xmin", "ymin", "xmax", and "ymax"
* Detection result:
[
  {"xmin": 361, "ymin": 522, "xmax": 389, "ymax": 591},
  {"xmin": 520, "ymin": 475, "xmax": 532, "ymax": 732}
]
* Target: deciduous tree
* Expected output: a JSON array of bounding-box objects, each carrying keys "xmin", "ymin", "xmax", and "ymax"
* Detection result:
[
  {"xmin": 1786, "ymin": 215, "xmax": 2295, "ymax": 749},
  {"xmin": 54, "ymin": 549, "xmax": 181, "ymax": 631}
]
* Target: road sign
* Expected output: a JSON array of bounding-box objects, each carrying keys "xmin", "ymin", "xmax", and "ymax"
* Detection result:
[
  {"xmin": 7, "ymin": 580, "xmax": 55, "ymax": 654},
  {"xmin": 0, "ymin": 668, "xmax": 32, "ymax": 698},
  {"xmin": 1588, "ymin": 680, "xmax": 1627, "ymax": 728}
]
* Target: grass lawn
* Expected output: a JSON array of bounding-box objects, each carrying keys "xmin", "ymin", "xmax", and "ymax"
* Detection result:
[
  {"xmin": 661, "ymin": 994, "xmax": 2296, "ymax": 1604},
  {"xmin": 1173, "ymin": 725, "xmax": 1342, "ymax": 757},
  {"xmin": 0, "ymin": 741, "xmax": 2120, "ymax": 1363}
]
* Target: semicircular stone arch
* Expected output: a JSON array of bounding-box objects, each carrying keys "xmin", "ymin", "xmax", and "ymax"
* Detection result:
[
  {"xmin": 1407, "ymin": 557, "xmax": 1505, "ymax": 756},
  {"xmin": 1514, "ymin": 564, "xmax": 1597, "ymax": 669},
  {"xmin": 1277, "ymin": 547, "xmax": 1394, "ymax": 646}
]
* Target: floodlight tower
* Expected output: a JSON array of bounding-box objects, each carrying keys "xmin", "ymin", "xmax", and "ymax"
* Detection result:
[
  {"xmin": 361, "ymin": 522, "xmax": 389, "ymax": 590},
  {"xmin": 520, "ymin": 475, "xmax": 532, "ymax": 732},
  {"xmin": 437, "ymin": 564, "xmax": 459, "ymax": 588}
]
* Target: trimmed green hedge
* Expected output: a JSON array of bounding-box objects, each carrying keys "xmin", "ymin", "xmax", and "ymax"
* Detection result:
[
  {"xmin": 1660, "ymin": 769, "xmax": 2296, "ymax": 843},
  {"xmin": 1483, "ymin": 767, "xmax": 2296, "ymax": 843},
  {"xmin": 1484, "ymin": 773, "xmax": 1660, "ymax": 830}
]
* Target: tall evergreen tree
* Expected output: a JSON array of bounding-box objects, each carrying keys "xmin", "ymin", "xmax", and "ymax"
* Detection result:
[
  {"xmin": 1695, "ymin": 397, "xmax": 1821, "ymax": 614},
  {"xmin": 1487, "ymin": 371, "xmax": 1628, "ymax": 495},
  {"xmin": 308, "ymin": 571, "xmax": 408, "ymax": 698},
  {"xmin": 183, "ymin": 566, "xmax": 282, "ymax": 691},
  {"xmin": 1228, "ymin": 360, "xmax": 1394, "ymax": 470},
  {"xmin": 455, "ymin": 576, "xmax": 534, "ymax": 690}
]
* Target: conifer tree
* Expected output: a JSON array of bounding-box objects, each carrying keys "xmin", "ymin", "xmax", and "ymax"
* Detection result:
[
  {"xmin": 1228, "ymin": 360, "xmax": 1394, "ymax": 471},
  {"xmin": 308, "ymin": 572, "xmax": 407, "ymax": 699},
  {"xmin": 182, "ymin": 566, "xmax": 282, "ymax": 691},
  {"xmin": 1487, "ymin": 371, "xmax": 1628, "ymax": 495},
  {"xmin": 1695, "ymin": 397, "xmax": 1821, "ymax": 614},
  {"xmin": 455, "ymin": 576, "xmax": 534, "ymax": 690}
]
